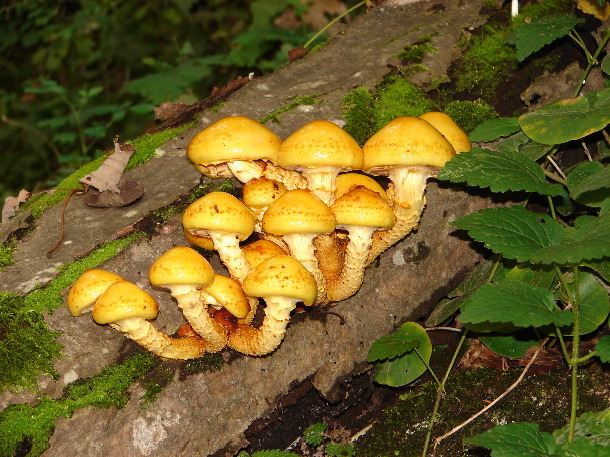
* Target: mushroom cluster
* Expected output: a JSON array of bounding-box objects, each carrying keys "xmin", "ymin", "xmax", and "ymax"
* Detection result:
[{"xmin": 66, "ymin": 113, "xmax": 469, "ymax": 357}]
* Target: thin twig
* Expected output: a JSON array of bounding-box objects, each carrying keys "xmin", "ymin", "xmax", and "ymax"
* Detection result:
[
  {"xmin": 432, "ymin": 337, "xmax": 549, "ymax": 454},
  {"xmin": 47, "ymin": 189, "xmax": 79, "ymax": 258},
  {"xmin": 546, "ymin": 155, "xmax": 567, "ymax": 181}
]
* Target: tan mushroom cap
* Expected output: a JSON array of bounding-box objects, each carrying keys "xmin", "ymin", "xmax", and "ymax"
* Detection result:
[
  {"xmin": 277, "ymin": 120, "xmax": 363, "ymax": 171},
  {"xmin": 242, "ymin": 177, "xmax": 288, "ymax": 209},
  {"xmin": 418, "ymin": 112, "xmax": 471, "ymax": 153},
  {"xmin": 262, "ymin": 189, "xmax": 336, "ymax": 235},
  {"xmin": 204, "ymin": 274, "xmax": 250, "ymax": 319},
  {"xmin": 242, "ymin": 255, "xmax": 317, "ymax": 307},
  {"xmin": 242, "ymin": 239, "xmax": 287, "ymax": 269},
  {"xmin": 149, "ymin": 246, "xmax": 215, "ymax": 289},
  {"xmin": 331, "ymin": 186, "xmax": 395, "ymax": 230},
  {"xmin": 335, "ymin": 173, "xmax": 388, "ymax": 200},
  {"xmin": 182, "ymin": 191, "xmax": 255, "ymax": 241},
  {"xmin": 362, "ymin": 117, "xmax": 456, "ymax": 173},
  {"xmin": 187, "ymin": 116, "xmax": 282, "ymax": 166},
  {"xmin": 92, "ymin": 281, "xmax": 159, "ymax": 324},
  {"xmin": 67, "ymin": 269, "xmax": 124, "ymax": 316}
]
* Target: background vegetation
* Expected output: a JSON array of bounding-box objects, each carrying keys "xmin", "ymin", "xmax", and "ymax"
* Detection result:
[{"xmin": 0, "ymin": 0, "xmax": 354, "ymax": 202}]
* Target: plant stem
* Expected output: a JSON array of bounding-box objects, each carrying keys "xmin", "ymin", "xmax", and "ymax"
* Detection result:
[
  {"xmin": 421, "ymin": 329, "xmax": 468, "ymax": 457},
  {"xmin": 568, "ymin": 266, "xmax": 581, "ymax": 442},
  {"xmin": 303, "ymin": 1, "xmax": 369, "ymax": 49},
  {"xmin": 572, "ymin": 29, "xmax": 610, "ymax": 97}
]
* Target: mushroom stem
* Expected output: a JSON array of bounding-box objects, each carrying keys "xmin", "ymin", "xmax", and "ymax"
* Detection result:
[
  {"xmin": 110, "ymin": 318, "xmax": 209, "ymax": 359},
  {"xmin": 388, "ymin": 166, "xmax": 436, "ymax": 208},
  {"xmin": 302, "ymin": 166, "xmax": 341, "ymax": 205},
  {"xmin": 282, "ymin": 232, "xmax": 327, "ymax": 304},
  {"xmin": 262, "ymin": 162, "xmax": 307, "ymax": 190},
  {"xmin": 227, "ymin": 160, "xmax": 265, "ymax": 183},
  {"xmin": 206, "ymin": 231, "xmax": 252, "ymax": 283}
]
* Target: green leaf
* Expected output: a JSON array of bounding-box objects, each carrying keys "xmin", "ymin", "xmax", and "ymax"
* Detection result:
[
  {"xmin": 602, "ymin": 55, "xmax": 610, "ymax": 76},
  {"xmin": 514, "ymin": 14, "xmax": 584, "ymax": 62},
  {"xmin": 372, "ymin": 322, "xmax": 432, "ymax": 387},
  {"xmin": 553, "ymin": 440, "xmax": 610, "ymax": 457},
  {"xmin": 479, "ymin": 331, "xmax": 539, "ymax": 358},
  {"xmin": 596, "ymin": 336, "xmax": 610, "ymax": 363},
  {"xmin": 530, "ymin": 212, "xmax": 610, "ymax": 264},
  {"xmin": 583, "ymin": 258, "xmax": 610, "ymax": 282},
  {"xmin": 519, "ymin": 89, "xmax": 610, "ymax": 145},
  {"xmin": 438, "ymin": 148, "xmax": 563, "ymax": 196},
  {"xmin": 496, "ymin": 131, "xmax": 554, "ymax": 161},
  {"xmin": 558, "ymin": 271, "xmax": 609, "ymax": 335},
  {"xmin": 469, "ymin": 118, "xmax": 521, "ymax": 142},
  {"xmin": 302, "ymin": 422, "xmax": 326, "ymax": 446},
  {"xmin": 461, "ymin": 280, "xmax": 573, "ymax": 329},
  {"xmin": 466, "ymin": 422, "xmax": 557, "ymax": 456},
  {"xmin": 505, "ymin": 263, "xmax": 557, "ymax": 290},
  {"xmin": 326, "ymin": 443, "xmax": 355, "ymax": 457},
  {"xmin": 566, "ymin": 162, "xmax": 610, "ymax": 206},
  {"xmin": 453, "ymin": 206, "xmax": 564, "ymax": 262},
  {"xmin": 367, "ymin": 326, "xmax": 421, "ymax": 362},
  {"xmin": 553, "ymin": 409, "xmax": 610, "ymax": 447}
]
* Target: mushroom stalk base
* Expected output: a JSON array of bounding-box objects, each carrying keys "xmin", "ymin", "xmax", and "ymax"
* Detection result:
[
  {"xmin": 208, "ymin": 232, "xmax": 251, "ymax": 283},
  {"xmin": 174, "ymin": 291, "xmax": 227, "ymax": 353},
  {"xmin": 283, "ymin": 233, "xmax": 328, "ymax": 304}
]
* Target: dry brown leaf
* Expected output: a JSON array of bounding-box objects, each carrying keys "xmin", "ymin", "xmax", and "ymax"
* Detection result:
[
  {"xmin": 83, "ymin": 179, "xmax": 144, "ymax": 208},
  {"xmin": 79, "ymin": 138, "xmax": 135, "ymax": 193},
  {"xmin": 576, "ymin": 0, "xmax": 610, "ymax": 20},
  {"xmin": 2, "ymin": 189, "xmax": 31, "ymax": 224}
]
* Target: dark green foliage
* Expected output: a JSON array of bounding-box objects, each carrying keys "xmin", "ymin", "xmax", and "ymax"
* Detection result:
[{"xmin": 443, "ymin": 100, "xmax": 498, "ymax": 134}]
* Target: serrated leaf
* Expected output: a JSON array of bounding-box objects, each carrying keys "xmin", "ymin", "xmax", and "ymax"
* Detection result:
[
  {"xmin": 553, "ymin": 409, "xmax": 610, "ymax": 447},
  {"xmin": 558, "ymin": 271, "xmax": 609, "ymax": 335},
  {"xmin": 519, "ymin": 89, "xmax": 610, "ymax": 145},
  {"xmin": 250, "ymin": 450, "xmax": 297, "ymax": 457},
  {"xmin": 515, "ymin": 14, "xmax": 584, "ymax": 62},
  {"xmin": 552, "ymin": 440, "xmax": 610, "ymax": 457},
  {"xmin": 302, "ymin": 422, "xmax": 326, "ymax": 446},
  {"xmin": 596, "ymin": 336, "xmax": 610, "ymax": 363},
  {"xmin": 566, "ymin": 162, "xmax": 610, "ymax": 206},
  {"xmin": 505, "ymin": 263, "xmax": 557, "ymax": 290},
  {"xmin": 469, "ymin": 118, "xmax": 521, "ymax": 142},
  {"xmin": 583, "ymin": 258, "xmax": 610, "ymax": 282},
  {"xmin": 603, "ymin": 55, "xmax": 610, "ymax": 75},
  {"xmin": 479, "ymin": 331, "xmax": 539, "ymax": 358},
  {"xmin": 466, "ymin": 422, "xmax": 557, "ymax": 456},
  {"xmin": 453, "ymin": 206, "xmax": 565, "ymax": 262},
  {"xmin": 326, "ymin": 443, "xmax": 355, "ymax": 457},
  {"xmin": 530, "ymin": 212, "xmax": 610, "ymax": 264},
  {"xmin": 438, "ymin": 148, "xmax": 563, "ymax": 196},
  {"xmin": 367, "ymin": 327, "xmax": 420, "ymax": 362},
  {"xmin": 372, "ymin": 322, "xmax": 432, "ymax": 387},
  {"xmin": 496, "ymin": 131, "xmax": 554, "ymax": 161},
  {"xmin": 460, "ymin": 280, "xmax": 573, "ymax": 328}
]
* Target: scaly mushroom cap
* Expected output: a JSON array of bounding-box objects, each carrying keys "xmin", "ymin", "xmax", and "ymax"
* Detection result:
[
  {"xmin": 187, "ymin": 116, "xmax": 282, "ymax": 167},
  {"xmin": 204, "ymin": 274, "xmax": 250, "ymax": 319},
  {"xmin": 242, "ymin": 255, "xmax": 317, "ymax": 307},
  {"xmin": 262, "ymin": 189, "xmax": 335, "ymax": 236},
  {"xmin": 331, "ymin": 186, "xmax": 395, "ymax": 230},
  {"xmin": 67, "ymin": 269, "xmax": 124, "ymax": 316},
  {"xmin": 149, "ymin": 246, "xmax": 215, "ymax": 294},
  {"xmin": 182, "ymin": 191, "xmax": 255, "ymax": 241},
  {"xmin": 362, "ymin": 117, "xmax": 456, "ymax": 173},
  {"xmin": 242, "ymin": 177, "xmax": 288, "ymax": 210},
  {"xmin": 335, "ymin": 173, "xmax": 388, "ymax": 200},
  {"xmin": 418, "ymin": 112, "xmax": 471, "ymax": 153},
  {"xmin": 92, "ymin": 281, "xmax": 159, "ymax": 324},
  {"xmin": 242, "ymin": 239, "xmax": 287, "ymax": 269}
]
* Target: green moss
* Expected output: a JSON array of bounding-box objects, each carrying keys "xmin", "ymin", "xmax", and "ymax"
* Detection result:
[
  {"xmin": 181, "ymin": 351, "xmax": 229, "ymax": 376},
  {"xmin": 342, "ymin": 87, "xmax": 377, "ymax": 144},
  {"xmin": 0, "ymin": 238, "xmax": 17, "ymax": 271},
  {"xmin": 258, "ymin": 95, "xmax": 320, "ymax": 124},
  {"xmin": 394, "ymin": 36, "xmax": 435, "ymax": 63},
  {"xmin": 0, "ymin": 351, "xmax": 158, "ymax": 457},
  {"xmin": 443, "ymin": 100, "xmax": 499, "ymax": 134}
]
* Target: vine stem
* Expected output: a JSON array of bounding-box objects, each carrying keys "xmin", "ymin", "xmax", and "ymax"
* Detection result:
[
  {"xmin": 303, "ymin": 1, "xmax": 369, "ymax": 49},
  {"xmin": 572, "ymin": 28, "xmax": 610, "ymax": 97},
  {"xmin": 568, "ymin": 266, "xmax": 581, "ymax": 442}
]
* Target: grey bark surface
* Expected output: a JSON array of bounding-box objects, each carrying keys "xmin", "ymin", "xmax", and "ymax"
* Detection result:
[{"xmin": 0, "ymin": 1, "xmax": 493, "ymax": 455}]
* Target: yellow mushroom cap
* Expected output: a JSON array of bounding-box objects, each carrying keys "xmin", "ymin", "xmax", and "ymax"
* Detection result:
[
  {"xmin": 277, "ymin": 120, "xmax": 363, "ymax": 171},
  {"xmin": 182, "ymin": 191, "xmax": 255, "ymax": 241},
  {"xmin": 92, "ymin": 281, "xmax": 159, "ymax": 324},
  {"xmin": 262, "ymin": 189, "xmax": 336, "ymax": 236},
  {"xmin": 362, "ymin": 117, "xmax": 456, "ymax": 173},
  {"xmin": 418, "ymin": 112, "xmax": 471, "ymax": 153},
  {"xmin": 331, "ymin": 186, "xmax": 395, "ymax": 229},
  {"xmin": 335, "ymin": 172, "xmax": 387, "ymax": 200},
  {"xmin": 242, "ymin": 239, "xmax": 287, "ymax": 269},
  {"xmin": 242, "ymin": 255, "xmax": 317, "ymax": 306},
  {"xmin": 67, "ymin": 269, "xmax": 125, "ymax": 316},
  {"xmin": 242, "ymin": 177, "xmax": 288, "ymax": 209},
  {"xmin": 204, "ymin": 274, "xmax": 250, "ymax": 319},
  {"xmin": 183, "ymin": 229, "xmax": 215, "ymax": 250},
  {"xmin": 187, "ymin": 116, "xmax": 282, "ymax": 166},
  {"xmin": 149, "ymin": 246, "xmax": 215, "ymax": 288}
]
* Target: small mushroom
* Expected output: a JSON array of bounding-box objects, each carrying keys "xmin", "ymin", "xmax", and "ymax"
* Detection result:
[
  {"xmin": 277, "ymin": 120, "xmax": 363, "ymax": 205},
  {"xmin": 201, "ymin": 273, "xmax": 252, "ymax": 326},
  {"xmin": 242, "ymin": 177, "xmax": 288, "ymax": 232},
  {"xmin": 182, "ymin": 191, "xmax": 255, "ymax": 283},
  {"xmin": 262, "ymin": 189, "xmax": 335, "ymax": 304},
  {"xmin": 149, "ymin": 246, "xmax": 227, "ymax": 352},
  {"xmin": 242, "ymin": 239, "xmax": 287, "ymax": 269},
  {"xmin": 92, "ymin": 280, "xmax": 209, "ymax": 359},
  {"xmin": 66, "ymin": 269, "xmax": 124, "ymax": 316},
  {"xmin": 228, "ymin": 255, "xmax": 317, "ymax": 355},
  {"xmin": 327, "ymin": 186, "xmax": 395, "ymax": 302},
  {"xmin": 419, "ymin": 112, "xmax": 472, "ymax": 153},
  {"xmin": 362, "ymin": 116, "xmax": 456, "ymax": 263},
  {"xmin": 334, "ymin": 172, "xmax": 388, "ymax": 200}
]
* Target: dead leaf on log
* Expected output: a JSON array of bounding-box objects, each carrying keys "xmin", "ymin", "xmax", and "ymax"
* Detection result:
[
  {"xmin": 288, "ymin": 46, "xmax": 308, "ymax": 62},
  {"xmin": 154, "ymin": 102, "xmax": 191, "ymax": 122},
  {"xmin": 2, "ymin": 189, "xmax": 32, "ymax": 224},
  {"xmin": 83, "ymin": 179, "xmax": 144, "ymax": 207},
  {"xmin": 79, "ymin": 138, "xmax": 135, "ymax": 193}
]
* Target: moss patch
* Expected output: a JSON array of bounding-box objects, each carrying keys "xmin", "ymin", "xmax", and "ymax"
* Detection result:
[
  {"xmin": 0, "ymin": 238, "xmax": 17, "ymax": 271},
  {"xmin": 443, "ymin": 100, "xmax": 499, "ymax": 134},
  {"xmin": 258, "ymin": 95, "xmax": 320, "ymax": 124}
]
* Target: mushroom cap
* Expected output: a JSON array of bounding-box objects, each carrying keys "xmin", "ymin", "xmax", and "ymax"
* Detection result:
[
  {"xmin": 362, "ymin": 117, "xmax": 456, "ymax": 173},
  {"xmin": 418, "ymin": 112, "xmax": 471, "ymax": 153},
  {"xmin": 92, "ymin": 281, "xmax": 159, "ymax": 324},
  {"xmin": 183, "ymin": 229, "xmax": 215, "ymax": 250},
  {"xmin": 67, "ymin": 269, "xmax": 125, "ymax": 316},
  {"xmin": 262, "ymin": 189, "xmax": 336, "ymax": 236},
  {"xmin": 182, "ymin": 191, "xmax": 256, "ymax": 241},
  {"xmin": 242, "ymin": 239, "xmax": 287, "ymax": 269},
  {"xmin": 242, "ymin": 255, "xmax": 317, "ymax": 306},
  {"xmin": 242, "ymin": 177, "xmax": 287, "ymax": 209},
  {"xmin": 149, "ymin": 246, "xmax": 215, "ymax": 288},
  {"xmin": 330, "ymin": 186, "xmax": 395, "ymax": 229},
  {"xmin": 335, "ymin": 172, "xmax": 387, "ymax": 200},
  {"xmin": 204, "ymin": 274, "xmax": 250, "ymax": 319},
  {"xmin": 187, "ymin": 116, "xmax": 282, "ymax": 166},
  {"xmin": 277, "ymin": 120, "xmax": 363, "ymax": 171}
]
